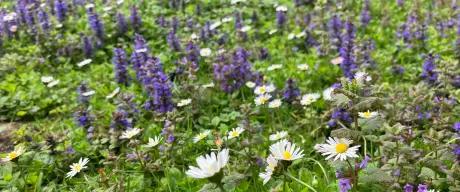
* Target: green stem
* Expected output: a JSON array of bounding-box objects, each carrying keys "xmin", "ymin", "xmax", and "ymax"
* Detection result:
[
  {"xmin": 346, "ymin": 160, "xmax": 358, "ymax": 192},
  {"xmin": 282, "ymin": 171, "xmax": 318, "ymax": 192},
  {"xmin": 305, "ymin": 158, "xmax": 329, "ymax": 184}
]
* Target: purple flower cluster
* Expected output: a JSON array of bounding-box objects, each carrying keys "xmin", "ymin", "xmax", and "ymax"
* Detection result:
[
  {"xmin": 87, "ymin": 10, "xmax": 104, "ymax": 41},
  {"xmin": 329, "ymin": 14, "xmax": 342, "ymax": 53},
  {"xmin": 338, "ymin": 178, "xmax": 352, "ymax": 192},
  {"xmin": 55, "ymin": 0, "xmax": 67, "ymax": 23},
  {"xmin": 116, "ymin": 13, "xmax": 128, "ymax": 35},
  {"xmin": 131, "ymin": 34, "xmax": 150, "ymax": 81},
  {"xmin": 339, "ymin": 21, "xmax": 357, "ymax": 78},
  {"xmin": 110, "ymin": 107, "xmax": 132, "ymax": 130},
  {"xmin": 167, "ymin": 32, "xmax": 181, "ymax": 52},
  {"xmin": 37, "ymin": 8, "xmax": 50, "ymax": 33},
  {"xmin": 130, "ymin": 6, "xmax": 142, "ymax": 33},
  {"xmin": 328, "ymin": 108, "xmax": 353, "ymax": 128},
  {"xmin": 77, "ymin": 81, "xmax": 90, "ymax": 104},
  {"xmin": 82, "ymin": 36, "xmax": 93, "ymax": 57},
  {"xmin": 141, "ymin": 57, "xmax": 175, "ymax": 113},
  {"xmin": 360, "ymin": 0, "xmax": 371, "ymax": 28},
  {"xmin": 282, "ymin": 78, "xmax": 300, "ymax": 104},
  {"xmin": 420, "ymin": 53, "xmax": 439, "ymax": 85},
  {"xmin": 213, "ymin": 48, "xmax": 253, "ymax": 93},
  {"xmin": 276, "ymin": 10, "xmax": 287, "ymax": 28},
  {"xmin": 112, "ymin": 48, "xmax": 130, "ymax": 85}
]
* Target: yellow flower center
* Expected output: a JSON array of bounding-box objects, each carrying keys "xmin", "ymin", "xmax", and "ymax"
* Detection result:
[
  {"xmin": 335, "ymin": 143, "xmax": 348, "ymax": 153},
  {"xmin": 9, "ymin": 152, "xmax": 19, "ymax": 160},
  {"xmin": 231, "ymin": 131, "xmax": 239, "ymax": 137},
  {"xmin": 215, "ymin": 140, "xmax": 223, "ymax": 146},
  {"xmin": 275, "ymin": 134, "xmax": 281, "ymax": 139},
  {"xmin": 199, "ymin": 133, "xmax": 206, "ymax": 139},
  {"xmin": 282, "ymin": 151, "xmax": 292, "ymax": 160},
  {"xmin": 259, "ymin": 87, "xmax": 265, "ymax": 92},
  {"xmin": 74, "ymin": 164, "xmax": 82, "ymax": 171},
  {"xmin": 273, "ymin": 103, "xmax": 279, "ymax": 107},
  {"xmin": 207, "ymin": 166, "xmax": 213, "ymax": 171},
  {"xmin": 260, "ymin": 98, "xmax": 267, "ymax": 103},
  {"xmin": 268, "ymin": 164, "xmax": 276, "ymax": 169},
  {"xmin": 301, "ymin": 66, "xmax": 308, "ymax": 70},
  {"xmin": 363, "ymin": 111, "xmax": 371, "ymax": 117}
]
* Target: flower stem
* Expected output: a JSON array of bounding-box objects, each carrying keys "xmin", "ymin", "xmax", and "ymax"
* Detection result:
[
  {"xmin": 282, "ymin": 171, "xmax": 318, "ymax": 192},
  {"xmin": 346, "ymin": 160, "xmax": 358, "ymax": 192}
]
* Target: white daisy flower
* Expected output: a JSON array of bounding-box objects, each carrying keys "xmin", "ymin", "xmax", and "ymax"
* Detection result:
[
  {"xmin": 331, "ymin": 57, "xmax": 344, "ymax": 65},
  {"xmin": 116, "ymin": 0, "xmax": 124, "ymax": 5},
  {"xmin": 136, "ymin": 48, "xmax": 148, "ymax": 53},
  {"xmin": 56, "ymin": 24, "xmax": 63, "ymax": 28},
  {"xmin": 269, "ymin": 139, "xmax": 304, "ymax": 161},
  {"xmin": 2, "ymin": 147, "xmax": 24, "ymax": 162},
  {"xmin": 259, "ymin": 155, "xmax": 278, "ymax": 185},
  {"xmin": 177, "ymin": 99, "xmax": 192, "ymax": 107},
  {"xmin": 222, "ymin": 17, "xmax": 233, "ymax": 23},
  {"xmin": 265, "ymin": 84, "xmax": 276, "ymax": 93},
  {"xmin": 231, "ymin": 0, "xmax": 246, "ymax": 4},
  {"xmin": 259, "ymin": 170, "xmax": 273, "ymax": 185},
  {"xmin": 300, "ymin": 93, "xmax": 321, "ymax": 106},
  {"xmin": 202, "ymin": 82, "xmax": 215, "ymax": 88},
  {"xmin": 354, "ymin": 71, "xmax": 372, "ymax": 82},
  {"xmin": 200, "ymin": 48, "xmax": 212, "ymax": 57},
  {"xmin": 269, "ymin": 131, "xmax": 288, "ymax": 141},
  {"xmin": 322, "ymin": 87, "xmax": 335, "ymax": 101},
  {"xmin": 268, "ymin": 99, "xmax": 282, "ymax": 108},
  {"xmin": 246, "ymin": 81, "xmax": 256, "ymax": 88},
  {"xmin": 268, "ymin": 29, "xmax": 277, "ymax": 35},
  {"xmin": 82, "ymin": 90, "xmax": 95, "ymax": 96},
  {"xmin": 66, "ymin": 158, "xmax": 90, "ymax": 178},
  {"xmin": 254, "ymin": 94, "xmax": 272, "ymax": 106},
  {"xmin": 120, "ymin": 128, "xmax": 141, "ymax": 139},
  {"xmin": 267, "ymin": 64, "xmax": 282, "ymax": 71},
  {"xmin": 190, "ymin": 33, "xmax": 199, "ymax": 40},
  {"xmin": 314, "ymin": 137, "xmax": 360, "ymax": 161},
  {"xmin": 297, "ymin": 64, "xmax": 309, "ymax": 71},
  {"xmin": 228, "ymin": 127, "xmax": 244, "ymax": 139},
  {"xmin": 85, "ymin": 4, "xmax": 95, "ymax": 9},
  {"xmin": 210, "ymin": 21, "xmax": 222, "ymax": 30},
  {"xmin": 77, "ymin": 59, "xmax": 92, "ymax": 67},
  {"xmin": 106, "ymin": 87, "xmax": 120, "ymax": 99},
  {"xmin": 194, "ymin": 130, "xmax": 211, "ymax": 143},
  {"xmin": 254, "ymin": 84, "xmax": 274, "ymax": 95},
  {"xmin": 47, "ymin": 80, "xmax": 60, "ymax": 87},
  {"xmin": 287, "ymin": 33, "xmax": 295, "ymax": 40},
  {"xmin": 295, "ymin": 31, "xmax": 306, "ymax": 38},
  {"xmin": 358, "ymin": 110, "xmax": 378, "ymax": 119},
  {"xmin": 185, "ymin": 149, "xmax": 230, "ymax": 179},
  {"xmin": 276, "ymin": 5, "xmax": 288, "ymax": 11},
  {"xmin": 144, "ymin": 136, "xmax": 162, "ymax": 148},
  {"xmin": 41, "ymin": 76, "xmax": 54, "ymax": 83},
  {"xmin": 240, "ymin": 26, "xmax": 251, "ymax": 32}
]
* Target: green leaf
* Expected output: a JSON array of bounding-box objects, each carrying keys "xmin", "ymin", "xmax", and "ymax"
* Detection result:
[
  {"xmin": 418, "ymin": 167, "xmax": 436, "ymax": 180},
  {"xmin": 360, "ymin": 167, "xmax": 394, "ymax": 184},
  {"xmin": 211, "ymin": 117, "xmax": 220, "ymax": 126},
  {"xmin": 16, "ymin": 111, "xmax": 27, "ymax": 116}
]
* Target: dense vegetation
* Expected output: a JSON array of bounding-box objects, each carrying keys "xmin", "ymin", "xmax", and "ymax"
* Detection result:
[{"xmin": 1, "ymin": 0, "xmax": 460, "ymax": 191}]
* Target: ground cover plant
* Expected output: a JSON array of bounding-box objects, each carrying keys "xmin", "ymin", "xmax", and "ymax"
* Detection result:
[{"xmin": 1, "ymin": 0, "xmax": 460, "ymax": 191}]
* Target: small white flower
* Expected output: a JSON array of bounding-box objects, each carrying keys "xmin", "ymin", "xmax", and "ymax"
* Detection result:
[
  {"xmin": 331, "ymin": 57, "xmax": 344, "ymax": 65},
  {"xmin": 254, "ymin": 84, "xmax": 275, "ymax": 95},
  {"xmin": 177, "ymin": 99, "xmax": 192, "ymax": 107},
  {"xmin": 268, "ymin": 29, "xmax": 278, "ymax": 35},
  {"xmin": 222, "ymin": 17, "xmax": 233, "ymax": 23},
  {"xmin": 66, "ymin": 158, "xmax": 90, "ymax": 178},
  {"xmin": 47, "ymin": 80, "xmax": 60, "ymax": 87},
  {"xmin": 269, "ymin": 131, "xmax": 288, "ymax": 141},
  {"xmin": 144, "ymin": 136, "xmax": 162, "ymax": 148},
  {"xmin": 231, "ymin": 0, "xmax": 246, "ymax": 4},
  {"xmin": 85, "ymin": 4, "xmax": 95, "ymax": 9},
  {"xmin": 300, "ymin": 93, "xmax": 320, "ymax": 106},
  {"xmin": 358, "ymin": 110, "xmax": 378, "ymax": 119},
  {"xmin": 288, "ymin": 33, "xmax": 295, "ymax": 40},
  {"xmin": 267, "ymin": 64, "xmax": 282, "ymax": 71},
  {"xmin": 82, "ymin": 90, "xmax": 95, "ymax": 96},
  {"xmin": 255, "ymin": 94, "xmax": 272, "ymax": 106},
  {"xmin": 240, "ymin": 26, "xmax": 251, "ymax": 32},
  {"xmin": 106, "ymin": 87, "xmax": 120, "ymax": 99},
  {"xmin": 3, "ymin": 13, "xmax": 16, "ymax": 22},
  {"xmin": 116, "ymin": 0, "xmax": 124, "ymax": 5},
  {"xmin": 40, "ymin": 3, "xmax": 46, "ymax": 7},
  {"xmin": 120, "ymin": 128, "xmax": 141, "ymax": 139},
  {"xmin": 202, "ymin": 82, "xmax": 215, "ymax": 88},
  {"xmin": 246, "ymin": 81, "xmax": 256, "ymax": 88},
  {"xmin": 9, "ymin": 25, "xmax": 17, "ymax": 32},
  {"xmin": 297, "ymin": 64, "xmax": 309, "ymax": 71},
  {"xmin": 276, "ymin": 5, "xmax": 288, "ymax": 12},
  {"xmin": 103, "ymin": 6, "xmax": 113, "ymax": 11},
  {"xmin": 269, "ymin": 139, "xmax": 304, "ymax": 161},
  {"xmin": 259, "ymin": 170, "xmax": 273, "ymax": 185},
  {"xmin": 259, "ymin": 154, "xmax": 278, "ymax": 185},
  {"xmin": 41, "ymin": 76, "xmax": 54, "ymax": 83},
  {"xmin": 56, "ymin": 24, "xmax": 63, "ymax": 28},
  {"xmin": 295, "ymin": 31, "xmax": 306, "ymax": 38},
  {"xmin": 268, "ymin": 99, "xmax": 282, "ymax": 108},
  {"xmin": 228, "ymin": 127, "xmax": 244, "ymax": 139},
  {"xmin": 136, "ymin": 48, "xmax": 147, "ymax": 53},
  {"xmin": 186, "ymin": 149, "xmax": 230, "ymax": 178},
  {"xmin": 323, "ymin": 87, "xmax": 335, "ymax": 101},
  {"xmin": 190, "ymin": 33, "xmax": 199, "ymax": 40},
  {"xmin": 194, "ymin": 130, "xmax": 211, "ymax": 143},
  {"xmin": 210, "ymin": 21, "xmax": 222, "ymax": 30},
  {"xmin": 354, "ymin": 71, "xmax": 372, "ymax": 82},
  {"xmin": 315, "ymin": 137, "xmax": 360, "ymax": 161},
  {"xmin": 200, "ymin": 48, "xmax": 212, "ymax": 57},
  {"xmin": 77, "ymin": 59, "xmax": 92, "ymax": 67},
  {"xmin": 2, "ymin": 147, "xmax": 24, "ymax": 162}
]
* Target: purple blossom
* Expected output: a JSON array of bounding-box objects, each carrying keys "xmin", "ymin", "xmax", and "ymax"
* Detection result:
[
  {"xmin": 131, "ymin": 34, "xmax": 150, "ymax": 81},
  {"xmin": 88, "ymin": 11, "xmax": 104, "ymax": 40},
  {"xmin": 282, "ymin": 78, "xmax": 300, "ymax": 104},
  {"xmin": 213, "ymin": 48, "xmax": 253, "ymax": 93},
  {"xmin": 166, "ymin": 134, "xmax": 174, "ymax": 143},
  {"xmin": 37, "ymin": 8, "xmax": 50, "ymax": 33},
  {"xmin": 404, "ymin": 184, "xmax": 413, "ymax": 192},
  {"xmin": 358, "ymin": 156, "xmax": 371, "ymax": 169},
  {"xmin": 454, "ymin": 122, "xmax": 460, "ymax": 131},
  {"xmin": 328, "ymin": 108, "xmax": 353, "ymax": 127},
  {"xmin": 340, "ymin": 21, "xmax": 357, "ymax": 78},
  {"xmin": 116, "ymin": 13, "xmax": 128, "ymax": 35},
  {"xmin": 77, "ymin": 81, "xmax": 90, "ymax": 104},
  {"xmin": 55, "ymin": 0, "xmax": 67, "ymax": 23},
  {"xmin": 417, "ymin": 184, "xmax": 428, "ymax": 192},
  {"xmin": 338, "ymin": 178, "xmax": 352, "ymax": 192},
  {"xmin": 112, "ymin": 48, "xmax": 130, "ymax": 85},
  {"xmin": 110, "ymin": 107, "xmax": 132, "ymax": 130},
  {"xmin": 329, "ymin": 14, "xmax": 342, "ymax": 52},
  {"xmin": 420, "ymin": 53, "xmax": 439, "ymax": 85},
  {"xmin": 141, "ymin": 57, "xmax": 174, "ymax": 113},
  {"xmin": 82, "ymin": 36, "xmax": 93, "ymax": 58},
  {"xmin": 360, "ymin": 0, "xmax": 371, "ymax": 28},
  {"xmin": 276, "ymin": 11, "xmax": 287, "ymax": 28},
  {"xmin": 130, "ymin": 6, "xmax": 142, "ymax": 33},
  {"xmin": 167, "ymin": 32, "xmax": 181, "ymax": 52}
]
